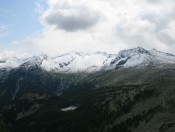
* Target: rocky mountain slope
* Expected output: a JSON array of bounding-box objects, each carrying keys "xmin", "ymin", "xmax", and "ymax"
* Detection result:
[
  {"xmin": 1, "ymin": 66, "xmax": 175, "ymax": 132},
  {"xmin": 1, "ymin": 47, "xmax": 175, "ymax": 132},
  {"xmin": 1, "ymin": 47, "xmax": 175, "ymax": 73}
]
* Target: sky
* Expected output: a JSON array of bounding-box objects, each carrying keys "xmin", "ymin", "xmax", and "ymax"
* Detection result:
[{"xmin": 0, "ymin": 0, "xmax": 175, "ymax": 57}]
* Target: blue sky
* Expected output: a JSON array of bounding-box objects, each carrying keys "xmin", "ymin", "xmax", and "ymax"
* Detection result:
[
  {"xmin": 0, "ymin": 0, "xmax": 47, "ymax": 46},
  {"xmin": 0, "ymin": 0, "xmax": 175, "ymax": 56}
]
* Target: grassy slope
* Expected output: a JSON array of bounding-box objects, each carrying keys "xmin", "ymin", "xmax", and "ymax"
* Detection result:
[{"xmin": 1, "ymin": 66, "xmax": 175, "ymax": 131}]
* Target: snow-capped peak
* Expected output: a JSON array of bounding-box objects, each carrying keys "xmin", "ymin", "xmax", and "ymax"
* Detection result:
[
  {"xmin": 110, "ymin": 47, "xmax": 150, "ymax": 66},
  {"xmin": 0, "ymin": 47, "xmax": 175, "ymax": 73},
  {"xmin": 118, "ymin": 46, "xmax": 150, "ymax": 58},
  {"xmin": 41, "ymin": 51, "xmax": 116, "ymax": 72},
  {"xmin": 110, "ymin": 47, "xmax": 175, "ymax": 69}
]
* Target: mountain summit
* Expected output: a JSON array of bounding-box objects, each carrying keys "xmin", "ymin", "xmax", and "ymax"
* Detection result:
[{"xmin": 0, "ymin": 47, "xmax": 175, "ymax": 73}]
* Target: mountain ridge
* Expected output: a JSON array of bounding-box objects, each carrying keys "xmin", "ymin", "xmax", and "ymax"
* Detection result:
[
  {"xmin": 0, "ymin": 47, "xmax": 175, "ymax": 73},
  {"xmin": 1, "ymin": 47, "xmax": 175, "ymax": 132}
]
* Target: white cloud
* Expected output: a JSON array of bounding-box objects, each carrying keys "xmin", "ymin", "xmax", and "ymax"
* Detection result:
[
  {"xmin": 0, "ymin": 9, "xmax": 14, "ymax": 40},
  {"xmin": 34, "ymin": 0, "xmax": 48, "ymax": 14},
  {"xmin": 0, "ymin": 24, "xmax": 11, "ymax": 39},
  {"xmin": 0, "ymin": 8, "xmax": 12, "ymax": 17},
  {"xmin": 42, "ymin": 2, "xmax": 102, "ymax": 31},
  {"xmin": 6, "ymin": 0, "xmax": 175, "ymax": 56},
  {"xmin": 0, "ymin": 50, "xmax": 29, "ymax": 59}
]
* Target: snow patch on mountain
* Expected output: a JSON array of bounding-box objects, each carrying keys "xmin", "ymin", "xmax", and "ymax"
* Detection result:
[
  {"xmin": 0, "ymin": 47, "xmax": 175, "ymax": 73},
  {"xmin": 0, "ymin": 57, "xmax": 28, "ymax": 71},
  {"xmin": 110, "ymin": 47, "xmax": 175, "ymax": 69},
  {"xmin": 41, "ymin": 52, "xmax": 116, "ymax": 72},
  {"xmin": 61, "ymin": 106, "xmax": 78, "ymax": 112},
  {"xmin": 110, "ymin": 47, "xmax": 151, "ymax": 68},
  {"xmin": 150, "ymin": 49, "xmax": 175, "ymax": 64}
]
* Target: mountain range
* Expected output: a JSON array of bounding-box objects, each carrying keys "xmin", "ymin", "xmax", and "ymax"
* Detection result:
[
  {"xmin": 1, "ymin": 47, "xmax": 175, "ymax": 132},
  {"xmin": 1, "ymin": 47, "xmax": 175, "ymax": 73}
]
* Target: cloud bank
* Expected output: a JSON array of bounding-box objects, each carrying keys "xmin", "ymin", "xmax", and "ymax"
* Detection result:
[
  {"xmin": 2, "ymin": 0, "xmax": 175, "ymax": 56},
  {"xmin": 44, "ymin": 3, "xmax": 102, "ymax": 31}
]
